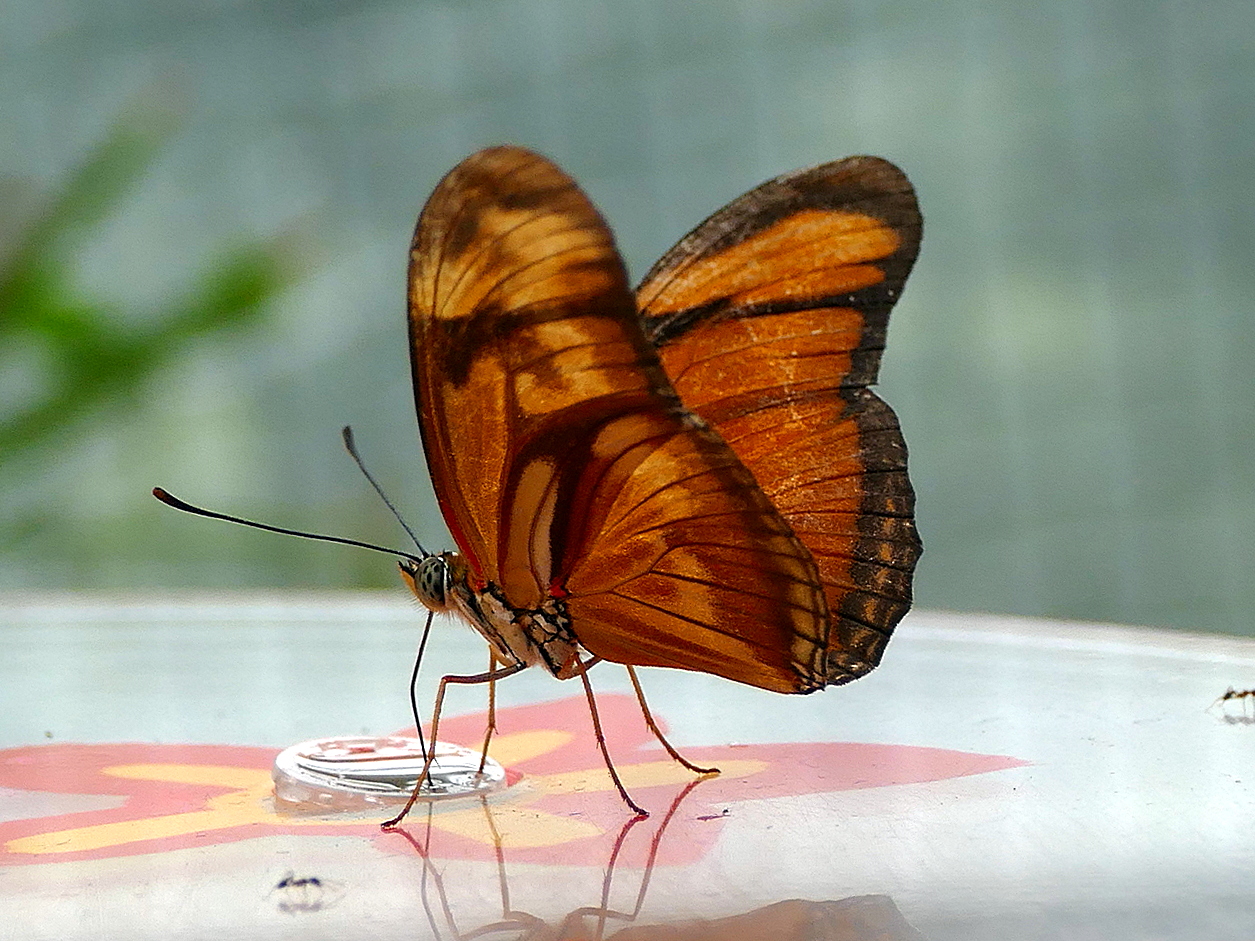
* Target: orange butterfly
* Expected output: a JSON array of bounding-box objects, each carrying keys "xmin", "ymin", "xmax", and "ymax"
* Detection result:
[
  {"xmin": 154, "ymin": 145, "xmax": 920, "ymax": 821},
  {"xmin": 395, "ymin": 146, "xmax": 921, "ymax": 818}
]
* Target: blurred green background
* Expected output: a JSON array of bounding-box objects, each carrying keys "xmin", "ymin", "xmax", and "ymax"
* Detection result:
[{"xmin": 2, "ymin": 0, "xmax": 1251, "ymax": 636}]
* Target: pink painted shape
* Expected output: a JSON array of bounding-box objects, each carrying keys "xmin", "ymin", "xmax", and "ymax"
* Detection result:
[
  {"xmin": 0, "ymin": 743, "xmax": 281, "ymax": 866},
  {"xmin": 0, "ymin": 695, "xmax": 1027, "ymax": 868}
]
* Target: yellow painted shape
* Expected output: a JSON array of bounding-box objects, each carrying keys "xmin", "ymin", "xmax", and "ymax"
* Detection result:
[
  {"xmin": 103, "ymin": 763, "xmax": 265, "ymax": 789},
  {"xmin": 6, "ymin": 750, "xmax": 768, "ymax": 856},
  {"xmin": 425, "ymin": 758, "xmax": 767, "ymax": 849},
  {"xmin": 7, "ymin": 774, "xmax": 274, "ymax": 855},
  {"xmin": 7, "ymin": 763, "xmax": 362, "ymax": 856},
  {"xmin": 484, "ymin": 729, "xmax": 572, "ymax": 766}
]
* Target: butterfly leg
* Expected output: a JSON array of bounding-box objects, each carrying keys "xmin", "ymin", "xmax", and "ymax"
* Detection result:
[
  {"xmin": 478, "ymin": 652, "xmax": 499, "ymax": 775},
  {"xmin": 382, "ymin": 660, "xmax": 526, "ymax": 829},
  {"xmin": 624, "ymin": 664, "xmax": 720, "ymax": 776},
  {"xmin": 576, "ymin": 662, "xmax": 649, "ymax": 817}
]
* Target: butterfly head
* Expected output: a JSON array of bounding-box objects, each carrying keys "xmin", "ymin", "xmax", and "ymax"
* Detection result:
[{"xmin": 399, "ymin": 552, "xmax": 465, "ymax": 613}]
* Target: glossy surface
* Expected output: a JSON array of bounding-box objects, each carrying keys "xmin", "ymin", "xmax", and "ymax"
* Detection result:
[{"xmin": 2, "ymin": 595, "xmax": 1252, "ymax": 939}]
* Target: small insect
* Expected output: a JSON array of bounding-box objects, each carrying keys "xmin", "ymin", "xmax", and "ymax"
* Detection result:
[
  {"xmin": 1209, "ymin": 687, "xmax": 1255, "ymax": 721},
  {"xmin": 269, "ymin": 870, "xmax": 343, "ymax": 914}
]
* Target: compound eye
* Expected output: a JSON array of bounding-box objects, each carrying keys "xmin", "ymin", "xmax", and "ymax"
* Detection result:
[
  {"xmin": 419, "ymin": 557, "xmax": 446, "ymax": 604},
  {"xmin": 407, "ymin": 556, "xmax": 448, "ymax": 609}
]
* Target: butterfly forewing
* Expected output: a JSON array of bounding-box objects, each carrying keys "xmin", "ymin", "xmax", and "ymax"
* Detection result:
[
  {"xmin": 409, "ymin": 147, "xmax": 830, "ymax": 691},
  {"xmin": 409, "ymin": 147, "xmax": 635, "ymax": 596},
  {"xmin": 636, "ymin": 156, "xmax": 922, "ymax": 683}
]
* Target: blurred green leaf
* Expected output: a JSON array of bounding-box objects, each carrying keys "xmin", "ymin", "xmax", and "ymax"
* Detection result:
[{"xmin": 0, "ymin": 105, "xmax": 302, "ymax": 460}]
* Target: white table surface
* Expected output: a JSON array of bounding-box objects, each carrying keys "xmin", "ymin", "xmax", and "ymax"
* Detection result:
[{"xmin": 2, "ymin": 594, "xmax": 1253, "ymax": 940}]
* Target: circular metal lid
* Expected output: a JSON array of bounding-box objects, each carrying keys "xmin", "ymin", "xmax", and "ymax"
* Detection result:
[{"xmin": 272, "ymin": 736, "xmax": 507, "ymax": 811}]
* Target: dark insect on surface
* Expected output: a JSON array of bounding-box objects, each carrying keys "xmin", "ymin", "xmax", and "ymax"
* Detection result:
[
  {"xmin": 269, "ymin": 871, "xmax": 343, "ymax": 914},
  {"xmin": 1210, "ymin": 686, "xmax": 1255, "ymax": 722}
]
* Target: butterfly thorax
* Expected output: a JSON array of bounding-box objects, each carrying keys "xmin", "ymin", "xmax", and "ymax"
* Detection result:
[{"xmin": 400, "ymin": 551, "xmax": 583, "ymax": 678}]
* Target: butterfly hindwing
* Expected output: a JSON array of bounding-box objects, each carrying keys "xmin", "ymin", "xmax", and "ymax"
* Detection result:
[{"xmin": 636, "ymin": 156, "xmax": 923, "ymax": 683}]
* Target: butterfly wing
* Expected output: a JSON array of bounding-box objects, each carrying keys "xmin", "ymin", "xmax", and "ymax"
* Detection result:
[
  {"xmin": 409, "ymin": 146, "xmax": 630, "ymax": 602},
  {"xmin": 410, "ymin": 147, "xmax": 829, "ymax": 692},
  {"xmin": 636, "ymin": 156, "xmax": 923, "ymax": 684}
]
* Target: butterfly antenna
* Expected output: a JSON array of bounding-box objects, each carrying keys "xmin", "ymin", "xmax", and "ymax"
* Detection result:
[
  {"xmin": 152, "ymin": 488, "xmax": 425, "ymax": 564},
  {"xmin": 341, "ymin": 426, "xmax": 429, "ymax": 557}
]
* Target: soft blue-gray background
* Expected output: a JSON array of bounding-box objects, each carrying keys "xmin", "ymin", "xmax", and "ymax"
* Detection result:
[{"xmin": 2, "ymin": 0, "xmax": 1252, "ymax": 636}]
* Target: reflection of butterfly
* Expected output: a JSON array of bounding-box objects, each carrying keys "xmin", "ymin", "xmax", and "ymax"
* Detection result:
[
  {"xmin": 399, "ymin": 784, "xmax": 924, "ymax": 941},
  {"xmin": 398, "ymin": 146, "xmax": 921, "ymax": 814}
]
